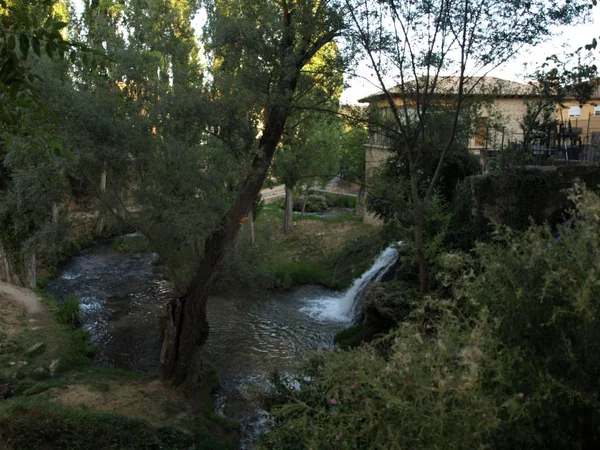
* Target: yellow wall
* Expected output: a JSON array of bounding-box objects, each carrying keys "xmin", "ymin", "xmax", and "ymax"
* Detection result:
[
  {"xmin": 557, "ymin": 100, "xmax": 600, "ymax": 145},
  {"xmin": 469, "ymin": 98, "xmax": 529, "ymax": 149}
]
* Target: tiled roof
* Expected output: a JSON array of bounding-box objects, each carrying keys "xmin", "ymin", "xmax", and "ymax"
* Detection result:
[{"xmin": 358, "ymin": 76, "xmax": 535, "ymax": 103}]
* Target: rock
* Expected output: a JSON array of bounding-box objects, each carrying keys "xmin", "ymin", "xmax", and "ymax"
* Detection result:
[
  {"xmin": 28, "ymin": 319, "xmax": 37, "ymax": 323},
  {"xmin": 8, "ymin": 361, "xmax": 16, "ymax": 366},
  {"xmin": 49, "ymin": 359, "xmax": 60, "ymax": 376},
  {"xmin": 31, "ymin": 367, "xmax": 47, "ymax": 378},
  {"xmin": 0, "ymin": 383, "xmax": 14, "ymax": 400},
  {"xmin": 26, "ymin": 342, "xmax": 45, "ymax": 356}
]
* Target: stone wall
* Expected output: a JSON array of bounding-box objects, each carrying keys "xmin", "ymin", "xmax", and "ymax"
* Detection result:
[{"xmin": 470, "ymin": 165, "xmax": 600, "ymax": 230}]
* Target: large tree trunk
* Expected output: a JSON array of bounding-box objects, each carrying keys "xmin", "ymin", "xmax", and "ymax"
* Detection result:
[
  {"xmin": 160, "ymin": 79, "xmax": 299, "ymax": 386},
  {"xmin": 284, "ymin": 184, "xmax": 294, "ymax": 233}
]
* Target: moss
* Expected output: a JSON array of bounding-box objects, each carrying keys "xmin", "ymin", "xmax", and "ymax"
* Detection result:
[{"xmin": 334, "ymin": 325, "xmax": 366, "ymax": 349}]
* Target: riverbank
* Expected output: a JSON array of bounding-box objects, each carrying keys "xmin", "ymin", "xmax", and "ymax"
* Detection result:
[
  {"xmin": 254, "ymin": 204, "xmax": 383, "ymax": 291},
  {"xmin": 0, "ymin": 287, "xmax": 237, "ymax": 449}
]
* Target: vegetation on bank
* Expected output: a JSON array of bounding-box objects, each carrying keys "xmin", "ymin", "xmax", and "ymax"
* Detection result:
[
  {"xmin": 261, "ymin": 185, "xmax": 600, "ymax": 449},
  {"xmin": 0, "ymin": 291, "xmax": 237, "ymax": 449},
  {"xmin": 214, "ymin": 201, "xmax": 382, "ymax": 295}
]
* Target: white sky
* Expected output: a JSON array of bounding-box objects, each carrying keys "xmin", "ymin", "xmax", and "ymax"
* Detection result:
[
  {"xmin": 72, "ymin": 1, "xmax": 599, "ymax": 104},
  {"xmin": 341, "ymin": 6, "xmax": 600, "ymax": 104}
]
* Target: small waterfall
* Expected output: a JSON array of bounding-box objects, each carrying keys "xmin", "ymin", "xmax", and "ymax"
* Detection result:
[{"xmin": 300, "ymin": 244, "xmax": 400, "ymax": 322}]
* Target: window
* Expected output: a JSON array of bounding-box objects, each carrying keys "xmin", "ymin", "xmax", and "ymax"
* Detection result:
[
  {"xmin": 474, "ymin": 118, "xmax": 489, "ymax": 147},
  {"xmin": 569, "ymin": 106, "xmax": 581, "ymax": 117},
  {"xmin": 595, "ymin": 106, "xmax": 600, "ymax": 117}
]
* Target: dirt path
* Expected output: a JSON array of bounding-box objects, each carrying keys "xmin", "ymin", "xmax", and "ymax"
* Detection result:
[{"xmin": 0, "ymin": 281, "xmax": 43, "ymax": 314}]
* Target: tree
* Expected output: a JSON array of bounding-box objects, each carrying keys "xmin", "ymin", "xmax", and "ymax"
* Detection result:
[
  {"xmin": 159, "ymin": 0, "xmax": 346, "ymax": 385},
  {"xmin": 0, "ymin": 0, "xmax": 83, "ymax": 286},
  {"xmin": 345, "ymin": 0, "xmax": 591, "ymax": 295},
  {"xmin": 274, "ymin": 111, "xmax": 343, "ymax": 233},
  {"xmin": 338, "ymin": 107, "xmax": 368, "ymax": 215}
]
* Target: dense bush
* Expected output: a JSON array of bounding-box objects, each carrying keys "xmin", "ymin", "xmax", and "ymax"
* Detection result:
[
  {"xmin": 291, "ymin": 194, "xmax": 329, "ymax": 213},
  {"xmin": 54, "ymin": 297, "xmax": 82, "ymax": 328},
  {"xmin": 262, "ymin": 301, "xmax": 505, "ymax": 450},
  {"xmin": 262, "ymin": 185, "xmax": 600, "ymax": 450}
]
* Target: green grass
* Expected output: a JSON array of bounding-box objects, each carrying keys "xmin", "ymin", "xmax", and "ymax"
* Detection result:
[
  {"xmin": 264, "ymin": 260, "xmax": 338, "ymax": 289},
  {"xmin": 261, "ymin": 203, "xmax": 361, "ymax": 224},
  {"xmin": 22, "ymin": 380, "xmax": 69, "ymax": 396},
  {"xmin": 111, "ymin": 235, "xmax": 150, "ymax": 254},
  {"xmin": 54, "ymin": 297, "xmax": 82, "ymax": 328},
  {"xmin": 0, "ymin": 401, "xmax": 198, "ymax": 450}
]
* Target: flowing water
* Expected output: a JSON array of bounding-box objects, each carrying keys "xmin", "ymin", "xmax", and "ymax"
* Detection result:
[{"xmin": 46, "ymin": 236, "xmax": 398, "ymax": 448}]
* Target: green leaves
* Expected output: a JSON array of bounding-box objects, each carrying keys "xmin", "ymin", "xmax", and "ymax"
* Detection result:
[
  {"xmin": 31, "ymin": 36, "xmax": 41, "ymax": 57},
  {"xmin": 19, "ymin": 33, "xmax": 28, "ymax": 59},
  {"xmin": 7, "ymin": 34, "xmax": 16, "ymax": 51}
]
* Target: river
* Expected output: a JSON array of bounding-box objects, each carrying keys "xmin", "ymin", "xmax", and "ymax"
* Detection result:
[{"xmin": 46, "ymin": 236, "xmax": 350, "ymax": 447}]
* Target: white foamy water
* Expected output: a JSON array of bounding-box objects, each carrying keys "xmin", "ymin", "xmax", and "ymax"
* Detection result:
[{"xmin": 300, "ymin": 244, "xmax": 400, "ymax": 322}]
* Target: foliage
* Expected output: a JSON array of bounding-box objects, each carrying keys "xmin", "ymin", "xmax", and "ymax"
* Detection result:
[
  {"xmin": 349, "ymin": 0, "xmax": 590, "ymax": 294},
  {"xmin": 0, "ymin": 0, "xmax": 94, "ymax": 282},
  {"xmin": 264, "ymin": 260, "xmax": 333, "ymax": 290},
  {"xmin": 332, "ymin": 324, "xmax": 365, "ymax": 350},
  {"xmin": 111, "ymin": 236, "xmax": 150, "ymax": 254},
  {"xmin": 261, "ymin": 301, "xmax": 504, "ymax": 450},
  {"xmin": 264, "ymin": 185, "xmax": 600, "ymax": 450},
  {"xmin": 338, "ymin": 121, "xmax": 367, "ymax": 185},
  {"xmin": 214, "ymin": 225, "xmax": 275, "ymax": 295},
  {"xmin": 291, "ymin": 194, "xmax": 329, "ymax": 213},
  {"xmin": 462, "ymin": 184, "xmax": 600, "ymax": 448},
  {"xmin": 469, "ymin": 165, "xmax": 600, "ymax": 231},
  {"xmin": 53, "ymin": 296, "xmax": 81, "ymax": 328},
  {"xmin": 0, "ymin": 402, "xmax": 197, "ymax": 450}
]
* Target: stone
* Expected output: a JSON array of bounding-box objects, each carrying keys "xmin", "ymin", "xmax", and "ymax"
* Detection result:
[
  {"xmin": 8, "ymin": 361, "xmax": 16, "ymax": 366},
  {"xmin": 49, "ymin": 359, "xmax": 60, "ymax": 376},
  {"xmin": 26, "ymin": 342, "xmax": 45, "ymax": 356},
  {"xmin": 0, "ymin": 383, "xmax": 14, "ymax": 400}
]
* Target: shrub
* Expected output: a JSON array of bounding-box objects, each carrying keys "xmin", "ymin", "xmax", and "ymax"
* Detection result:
[
  {"xmin": 291, "ymin": 194, "xmax": 328, "ymax": 213},
  {"xmin": 261, "ymin": 301, "xmax": 506, "ymax": 450},
  {"xmin": 54, "ymin": 297, "xmax": 82, "ymax": 328},
  {"xmin": 463, "ymin": 184, "xmax": 600, "ymax": 449},
  {"xmin": 263, "ymin": 185, "xmax": 600, "ymax": 450}
]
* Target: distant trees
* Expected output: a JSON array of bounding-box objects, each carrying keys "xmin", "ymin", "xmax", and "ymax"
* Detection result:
[
  {"xmin": 274, "ymin": 111, "xmax": 343, "ymax": 233},
  {"xmin": 0, "ymin": 0, "xmax": 84, "ymax": 287}
]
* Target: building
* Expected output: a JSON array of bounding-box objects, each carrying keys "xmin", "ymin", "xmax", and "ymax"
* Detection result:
[
  {"xmin": 557, "ymin": 83, "xmax": 600, "ymax": 147},
  {"xmin": 359, "ymin": 76, "xmax": 600, "ymax": 224}
]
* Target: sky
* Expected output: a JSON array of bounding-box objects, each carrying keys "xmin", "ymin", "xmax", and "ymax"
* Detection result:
[
  {"xmin": 340, "ymin": 6, "xmax": 600, "ymax": 104},
  {"xmin": 72, "ymin": 0, "xmax": 599, "ymax": 104}
]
